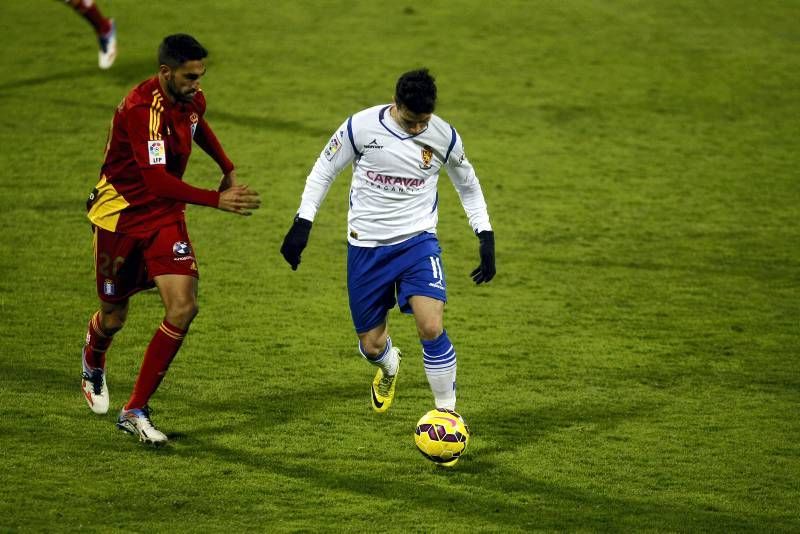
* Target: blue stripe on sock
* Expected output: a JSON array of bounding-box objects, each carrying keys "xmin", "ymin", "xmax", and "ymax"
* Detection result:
[
  {"xmin": 421, "ymin": 331, "xmax": 456, "ymax": 372},
  {"xmin": 423, "ymin": 345, "xmax": 454, "ymax": 362},
  {"xmin": 424, "ymin": 356, "xmax": 456, "ymax": 368}
]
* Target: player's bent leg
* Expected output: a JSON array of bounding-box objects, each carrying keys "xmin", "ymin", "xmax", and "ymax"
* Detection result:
[
  {"xmin": 157, "ymin": 274, "xmax": 199, "ymax": 331},
  {"xmin": 408, "ymin": 295, "xmax": 444, "ymax": 341},
  {"xmin": 409, "ymin": 296, "xmax": 456, "ymax": 410},
  {"xmin": 358, "ymin": 323, "xmax": 401, "ymax": 413},
  {"xmin": 81, "ymin": 299, "xmax": 128, "ymax": 415},
  {"xmin": 123, "ymin": 275, "xmax": 195, "ymax": 419},
  {"xmin": 67, "ymin": 0, "xmax": 116, "ymax": 68},
  {"xmin": 420, "ymin": 331, "xmax": 457, "ymax": 410},
  {"xmin": 358, "ymin": 321, "xmax": 389, "ymax": 357}
]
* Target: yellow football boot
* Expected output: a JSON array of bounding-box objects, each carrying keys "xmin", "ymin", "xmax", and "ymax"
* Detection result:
[{"xmin": 370, "ymin": 348, "xmax": 401, "ymax": 413}]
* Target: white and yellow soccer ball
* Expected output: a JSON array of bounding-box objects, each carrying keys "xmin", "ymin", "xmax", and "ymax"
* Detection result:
[{"xmin": 414, "ymin": 408, "xmax": 470, "ymax": 467}]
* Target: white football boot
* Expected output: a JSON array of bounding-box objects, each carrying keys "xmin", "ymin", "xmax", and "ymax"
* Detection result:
[
  {"xmin": 98, "ymin": 19, "xmax": 117, "ymax": 69},
  {"xmin": 81, "ymin": 366, "xmax": 109, "ymax": 415},
  {"xmin": 116, "ymin": 406, "xmax": 168, "ymax": 446}
]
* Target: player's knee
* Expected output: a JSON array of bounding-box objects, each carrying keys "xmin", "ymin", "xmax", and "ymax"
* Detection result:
[
  {"xmin": 167, "ymin": 300, "xmax": 199, "ymax": 328},
  {"xmin": 102, "ymin": 317, "xmax": 124, "ymax": 336},
  {"xmin": 417, "ymin": 319, "xmax": 443, "ymax": 341},
  {"xmin": 100, "ymin": 309, "xmax": 127, "ymax": 335},
  {"xmin": 181, "ymin": 301, "xmax": 200, "ymax": 323},
  {"xmin": 359, "ymin": 335, "xmax": 388, "ymax": 357}
]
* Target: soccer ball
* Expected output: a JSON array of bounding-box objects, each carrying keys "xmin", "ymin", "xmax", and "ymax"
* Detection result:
[{"xmin": 414, "ymin": 408, "xmax": 470, "ymax": 466}]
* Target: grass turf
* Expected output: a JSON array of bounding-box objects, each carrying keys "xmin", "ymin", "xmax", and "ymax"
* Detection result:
[{"xmin": 0, "ymin": 0, "xmax": 798, "ymax": 531}]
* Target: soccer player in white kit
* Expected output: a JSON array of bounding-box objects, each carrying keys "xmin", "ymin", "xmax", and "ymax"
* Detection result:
[{"xmin": 281, "ymin": 69, "xmax": 495, "ymax": 413}]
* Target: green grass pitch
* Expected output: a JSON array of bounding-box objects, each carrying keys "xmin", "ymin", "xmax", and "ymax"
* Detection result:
[{"xmin": 1, "ymin": 0, "xmax": 799, "ymax": 531}]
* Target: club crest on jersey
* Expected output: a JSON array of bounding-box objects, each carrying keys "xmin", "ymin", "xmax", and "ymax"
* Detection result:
[
  {"xmin": 419, "ymin": 145, "xmax": 433, "ymax": 170},
  {"xmin": 147, "ymin": 140, "xmax": 166, "ymax": 165},
  {"xmin": 324, "ymin": 135, "xmax": 342, "ymax": 161},
  {"xmin": 103, "ymin": 279, "xmax": 115, "ymax": 296},
  {"xmin": 173, "ymin": 241, "xmax": 192, "ymax": 256},
  {"xmin": 190, "ymin": 112, "xmax": 199, "ymax": 138}
]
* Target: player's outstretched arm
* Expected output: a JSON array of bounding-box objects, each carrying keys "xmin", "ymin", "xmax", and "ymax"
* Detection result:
[
  {"xmin": 280, "ymin": 216, "xmax": 312, "ymax": 270},
  {"xmin": 470, "ymin": 230, "xmax": 496, "ymax": 284},
  {"xmin": 218, "ymin": 184, "xmax": 261, "ymax": 216}
]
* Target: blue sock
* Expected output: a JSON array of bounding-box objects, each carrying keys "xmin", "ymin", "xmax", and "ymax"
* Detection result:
[{"xmin": 422, "ymin": 330, "xmax": 457, "ymax": 409}]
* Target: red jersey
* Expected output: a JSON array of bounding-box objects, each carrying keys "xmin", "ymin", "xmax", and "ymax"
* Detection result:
[{"xmin": 87, "ymin": 76, "xmax": 233, "ymax": 234}]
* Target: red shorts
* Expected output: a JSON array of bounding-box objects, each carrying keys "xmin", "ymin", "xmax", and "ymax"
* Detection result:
[{"xmin": 93, "ymin": 220, "xmax": 199, "ymax": 302}]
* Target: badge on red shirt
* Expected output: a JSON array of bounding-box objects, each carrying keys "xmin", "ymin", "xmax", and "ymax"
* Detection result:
[
  {"xmin": 190, "ymin": 112, "xmax": 199, "ymax": 138},
  {"xmin": 148, "ymin": 140, "xmax": 166, "ymax": 165}
]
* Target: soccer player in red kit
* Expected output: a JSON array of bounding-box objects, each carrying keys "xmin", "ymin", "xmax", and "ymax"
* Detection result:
[
  {"xmin": 63, "ymin": 0, "xmax": 117, "ymax": 69},
  {"xmin": 81, "ymin": 34, "xmax": 261, "ymax": 446}
]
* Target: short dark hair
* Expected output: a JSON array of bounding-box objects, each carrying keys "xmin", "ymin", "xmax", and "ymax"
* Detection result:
[
  {"xmin": 395, "ymin": 68, "xmax": 437, "ymax": 114},
  {"xmin": 158, "ymin": 34, "xmax": 208, "ymax": 68}
]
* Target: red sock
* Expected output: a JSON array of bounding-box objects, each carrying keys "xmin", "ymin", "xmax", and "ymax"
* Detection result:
[
  {"xmin": 83, "ymin": 311, "xmax": 112, "ymax": 370},
  {"xmin": 73, "ymin": 1, "xmax": 112, "ymax": 35},
  {"xmin": 125, "ymin": 320, "xmax": 186, "ymax": 410}
]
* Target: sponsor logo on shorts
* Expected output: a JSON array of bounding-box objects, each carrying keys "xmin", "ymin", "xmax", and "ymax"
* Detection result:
[
  {"xmin": 103, "ymin": 279, "xmax": 115, "ymax": 296},
  {"xmin": 428, "ymin": 280, "xmax": 445, "ymax": 290},
  {"xmin": 428, "ymin": 256, "xmax": 445, "ymax": 290},
  {"xmin": 173, "ymin": 241, "xmax": 192, "ymax": 256}
]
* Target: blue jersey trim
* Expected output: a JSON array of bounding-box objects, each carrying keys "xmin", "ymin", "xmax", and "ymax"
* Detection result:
[
  {"xmin": 431, "ymin": 192, "xmax": 439, "ymax": 213},
  {"xmin": 444, "ymin": 126, "xmax": 457, "ymax": 162},
  {"xmin": 346, "ymin": 117, "xmax": 362, "ymax": 159}
]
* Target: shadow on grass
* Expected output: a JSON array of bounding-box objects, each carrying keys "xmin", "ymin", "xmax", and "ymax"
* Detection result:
[
  {"xmin": 7, "ymin": 361, "xmax": 794, "ymax": 531},
  {"xmin": 536, "ymin": 255, "xmax": 800, "ymax": 282},
  {"xmin": 0, "ymin": 57, "xmax": 153, "ymax": 94},
  {"xmin": 30, "ymin": 97, "xmax": 330, "ymax": 140},
  {"xmin": 141, "ymin": 385, "xmax": 788, "ymax": 531},
  {"xmin": 0, "ymin": 59, "xmax": 330, "ymax": 139},
  {"xmin": 203, "ymin": 108, "xmax": 331, "ymax": 138},
  {"xmin": 0, "ymin": 67, "xmax": 100, "ymax": 94}
]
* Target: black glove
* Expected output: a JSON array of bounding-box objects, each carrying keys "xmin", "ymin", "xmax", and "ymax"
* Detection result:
[
  {"xmin": 280, "ymin": 216, "xmax": 312, "ymax": 270},
  {"xmin": 470, "ymin": 230, "xmax": 495, "ymax": 284}
]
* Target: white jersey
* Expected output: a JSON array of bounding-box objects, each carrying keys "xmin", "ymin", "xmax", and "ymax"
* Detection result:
[{"xmin": 297, "ymin": 104, "xmax": 492, "ymax": 247}]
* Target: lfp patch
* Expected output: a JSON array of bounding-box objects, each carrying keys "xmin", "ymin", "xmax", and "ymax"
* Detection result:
[
  {"xmin": 324, "ymin": 135, "xmax": 342, "ymax": 161},
  {"xmin": 148, "ymin": 140, "xmax": 166, "ymax": 165}
]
